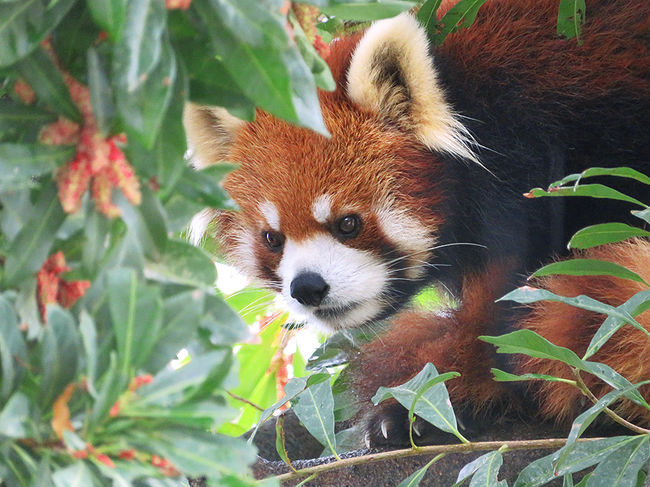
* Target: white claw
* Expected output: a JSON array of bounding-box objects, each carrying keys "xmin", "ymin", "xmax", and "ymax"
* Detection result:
[
  {"xmin": 380, "ymin": 420, "xmax": 389, "ymax": 439},
  {"xmin": 364, "ymin": 432, "xmax": 371, "ymax": 449},
  {"xmin": 412, "ymin": 422, "xmax": 422, "ymax": 437}
]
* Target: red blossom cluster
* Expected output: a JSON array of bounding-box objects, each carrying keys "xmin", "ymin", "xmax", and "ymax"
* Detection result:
[
  {"xmin": 33, "ymin": 41, "xmax": 141, "ymax": 218},
  {"xmin": 37, "ymin": 252, "xmax": 90, "ymax": 322}
]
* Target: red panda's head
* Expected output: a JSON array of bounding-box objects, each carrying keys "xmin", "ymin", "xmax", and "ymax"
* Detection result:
[{"xmin": 184, "ymin": 14, "xmax": 477, "ymax": 331}]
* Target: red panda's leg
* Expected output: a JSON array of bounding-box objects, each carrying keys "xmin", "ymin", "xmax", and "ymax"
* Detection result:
[{"xmin": 352, "ymin": 263, "xmax": 520, "ymax": 447}]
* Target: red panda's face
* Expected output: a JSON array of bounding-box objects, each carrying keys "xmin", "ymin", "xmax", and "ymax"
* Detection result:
[
  {"xmin": 185, "ymin": 14, "xmax": 477, "ymax": 331},
  {"xmin": 219, "ymin": 107, "xmax": 444, "ymax": 330}
]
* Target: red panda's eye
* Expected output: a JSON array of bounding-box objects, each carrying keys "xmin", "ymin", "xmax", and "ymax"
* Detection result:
[
  {"xmin": 263, "ymin": 231, "xmax": 285, "ymax": 252},
  {"xmin": 336, "ymin": 215, "xmax": 361, "ymax": 238}
]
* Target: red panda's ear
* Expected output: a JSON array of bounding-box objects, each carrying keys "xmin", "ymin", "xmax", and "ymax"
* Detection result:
[
  {"xmin": 347, "ymin": 14, "xmax": 477, "ymax": 162},
  {"xmin": 183, "ymin": 103, "xmax": 245, "ymax": 168}
]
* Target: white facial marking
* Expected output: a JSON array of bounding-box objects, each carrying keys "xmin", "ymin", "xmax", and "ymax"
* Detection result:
[
  {"xmin": 260, "ymin": 200, "xmax": 280, "ymax": 231},
  {"xmin": 277, "ymin": 234, "xmax": 387, "ymax": 330},
  {"xmin": 311, "ymin": 194, "xmax": 332, "ymax": 224},
  {"xmin": 376, "ymin": 205, "xmax": 434, "ymax": 278}
]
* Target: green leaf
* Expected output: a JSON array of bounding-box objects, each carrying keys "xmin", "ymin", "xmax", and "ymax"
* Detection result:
[
  {"xmin": 417, "ymin": 0, "xmax": 443, "ymax": 34},
  {"xmin": 549, "ymin": 166, "xmax": 650, "ymax": 189},
  {"xmin": 632, "ymin": 208, "xmax": 650, "ymax": 225},
  {"xmin": 396, "ymin": 454, "xmax": 445, "ymax": 487},
  {"xmin": 526, "ymin": 184, "xmax": 647, "ymax": 209},
  {"xmin": 293, "ymin": 376, "xmax": 339, "ymax": 458},
  {"xmin": 113, "ymin": 0, "xmax": 174, "ymax": 147},
  {"xmin": 51, "ymin": 5, "xmax": 96, "ymax": 82},
  {"xmin": 481, "ymin": 329, "xmax": 584, "ymax": 369},
  {"xmin": 289, "ymin": 11, "xmax": 335, "ymax": 91},
  {"xmin": 145, "ymin": 238, "xmax": 217, "ymax": 288},
  {"xmin": 513, "ymin": 437, "xmax": 640, "ymax": 487},
  {"xmin": 3, "ymin": 183, "xmax": 66, "ymax": 287},
  {"xmin": 497, "ymin": 287, "xmax": 645, "ymax": 332},
  {"xmin": 135, "ymin": 350, "xmax": 230, "ymax": 407},
  {"xmin": 584, "ymin": 290, "xmax": 650, "ymax": 359},
  {"xmin": 0, "ymin": 0, "xmax": 76, "ymax": 67},
  {"xmin": 115, "ymin": 35, "xmax": 176, "ymax": 148},
  {"xmin": 193, "ymin": 0, "xmax": 329, "ymax": 136},
  {"xmin": 107, "ymin": 268, "xmax": 163, "ymax": 375},
  {"xmin": 322, "ymin": 2, "xmax": 417, "ymax": 20},
  {"xmin": 274, "ymin": 415, "xmax": 292, "ymax": 468},
  {"xmin": 248, "ymin": 376, "xmax": 309, "ymax": 443},
  {"xmin": 0, "ymin": 392, "xmax": 34, "ymax": 438},
  {"xmin": 557, "ymin": 0, "xmax": 586, "ymax": 41},
  {"xmin": 201, "ymin": 294, "xmax": 249, "ymax": 346},
  {"xmin": 587, "ymin": 436, "xmax": 650, "ymax": 487},
  {"xmin": 114, "ymin": 188, "xmax": 168, "ymax": 261},
  {"xmin": 124, "ymin": 399, "xmax": 236, "ymax": 430},
  {"xmin": 175, "ymin": 165, "xmax": 238, "ymax": 210},
  {"xmin": 0, "ymin": 294, "xmax": 26, "ymax": 400},
  {"xmin": 482, "ymin": 329, "xmax": 649, "ymax": 408},
  {"xmin": 132, "ymin": 428, "xmax": 257, "ymax": 483},
  {"xmin": 531, "ymin": 259, "xmax": 649, "ymax": 286},
  {"xmin": 87, "ymin": 47, "xmax": 115, "ymax": 136},
  {"xmin": 16, "ymin": 47, "xmax": 81, "ymax": 122},
  {"xmin": 372, "ymin": 363, "xmax": 464, "ymax": 442},
  {"xmin": 562, "ymin": 382, "xmax": 650, "ymax": 458},
  {"xmin": 569, "ymin": 223, "xmax": 650, "ymax": 249},
  {"xmin": 135, "ymin": 61, "xmax": 187, "ymax": 192},
  {"xmin": 490, "ymin": 369, "xmax": 573, "ymax": 384},
  {"xmin": 469, "ymin": 451, "xmax": 506, "ymax": 487},
  {"xmin": 52, "ymin": 461, "xmax": 101, "ymax": 487},
  {"xmin": 79, "ymin": 310, "xmax": 98, "ymax": 396},
  {"xmin": 0, "ymin": 143, "xmax": 75, "ymax": 191},
  {"xmin": 81, "ymin": 207, "xmax": 110, "ymax": 276},
  {"xmin": 40, "ymin": 306, "xmax": 80, "ymax": 408},
  {"xmin": 431, "ymin": 0, "xmax": 488, "ymax": 45},
  {"xmin": 0, "ymin": 100, "xmax": 56, "ymax": 142},
  {"xmin": 88, "ymin": 352, "xmax": 128, "ymax": 427},
  {"xmin": 86, "ymin": 0, "xmax": 128, "ymax": 41},
  {"xmin": 175, "ymin": 31, "xmax": 256, "ymax": 120},
  {"xmin": 455, "ymin": 451, "xmax": 502, "ymax": 486}
]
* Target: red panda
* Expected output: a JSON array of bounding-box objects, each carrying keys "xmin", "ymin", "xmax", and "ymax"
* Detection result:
[{"xmin": 184, "ymin": 0, "xmax": 650, "ymax": 447}]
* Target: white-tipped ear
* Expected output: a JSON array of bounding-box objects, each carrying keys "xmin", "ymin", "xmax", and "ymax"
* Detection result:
[
  {"xmin": 183, "ymin": 103, "xmax": 245, "ymax": 168},
  {"xmin": 347, "ymin": 14, "xmax": 478, "ymax": 162}
]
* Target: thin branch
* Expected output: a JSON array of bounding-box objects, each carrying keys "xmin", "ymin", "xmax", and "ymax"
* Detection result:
[
  {"xmin": 273, "ymin": 436, "xmax": 606, "ymax": 482},
  {"xmin": 226, "ymin": 391, "xmax": 264, "ymax": 412},
  {"xmin": 572, "ymin": 369, "xmax": 650, "ymax": 435}
]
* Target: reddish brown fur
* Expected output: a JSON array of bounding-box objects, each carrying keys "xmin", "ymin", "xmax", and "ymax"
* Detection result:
[{"xmin": 440, "ymin": 0, "xmax": 650, "ymax": 102}]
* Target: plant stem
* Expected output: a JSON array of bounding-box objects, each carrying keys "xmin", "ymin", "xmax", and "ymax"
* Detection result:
[
  {"xmin": 572, "ymin": 369, "xmax": 650, "ymax": 435},
  {"xmin": 273, "ymin": 437, "xmax": 605, "ymax": 483},
  {"xmin": 227, "ymin": 391, "xmax": 264, "ymax": 412}
]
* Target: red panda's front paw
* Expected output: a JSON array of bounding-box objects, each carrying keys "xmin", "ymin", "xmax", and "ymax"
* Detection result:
[{"xmin": 363, "ymin": 401, "xmax": 458, "ymax": 448}]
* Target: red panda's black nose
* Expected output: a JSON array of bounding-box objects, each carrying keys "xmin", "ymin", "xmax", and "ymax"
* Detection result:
[{"xmin": 290, "ymin": 272, "xmax": 330, "ymax": 307}]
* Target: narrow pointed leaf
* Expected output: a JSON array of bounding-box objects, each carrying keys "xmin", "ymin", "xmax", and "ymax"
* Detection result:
[
  {"xmin": 584, "ymin": 290, "xmax": 650, "ymax": 359},
  {"xmin": 0, "ymin": 143, "xmax": 75, "ymax": 191},
  {"xmin": 107, "ymin": 268, "xmax": 163, "ymax": 375},
  {"xmin": 3, "ymin": 183, "xmax": 65, "ymax": 286},
  {"xmin": 87, "ymin": 0, "xmax": 128, "ymax": 41},
  {"xmin": 531, "ymin": 259, "xmax": 649, "ymax": 286},
  {"xmin": 0, "ymin": 295, "xmax": 26, "ymax": 400},
  {"xmin": 549, "ymin": 167, "xmax": 650, "ymax": 189},
  {"xmin": 569, "ymin": 223, "xmax": 650, "ymax": 249},
  {"xmin": 397, "ymin": 455, "xmax": 444, "ymax": 487},
  {"xmin": 16, "ymin": 47, "xmax": 81, "ymax": 122},
  {"xmin": 526, "ymin": 184, "xmax": 647, "ymax": 208},
  {"xmin": 40, "ymin": 306, "xmax": 80, "ymax": 408},
  {"xmin": 0, "ymin": 0, "xmax": 76, "ymax": 67}
]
